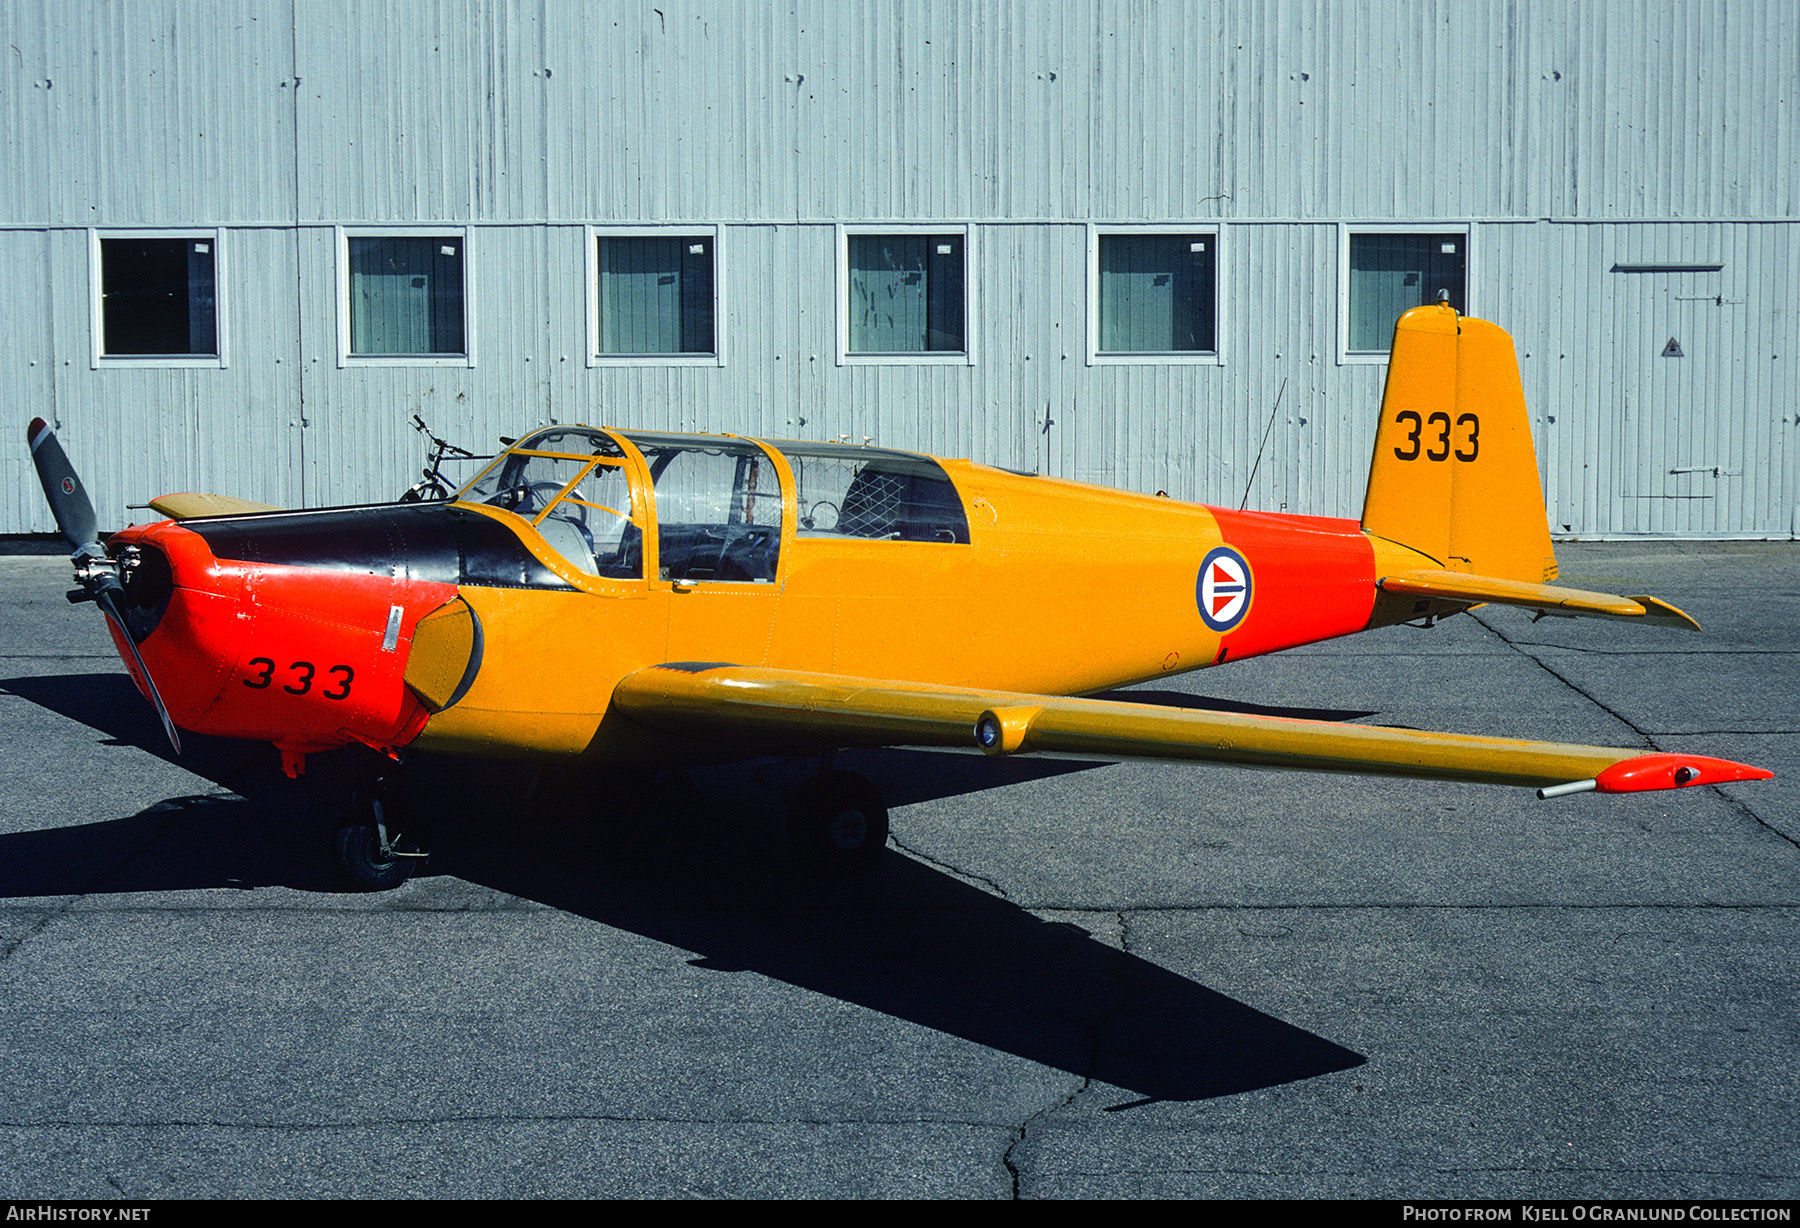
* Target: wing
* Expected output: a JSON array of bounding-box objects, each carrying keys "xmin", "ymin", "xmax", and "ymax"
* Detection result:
[{"xmin": 612, "ymin": 664, "xmax": 1768, "ymax": 796}]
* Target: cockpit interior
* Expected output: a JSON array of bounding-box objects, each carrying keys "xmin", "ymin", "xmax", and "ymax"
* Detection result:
[{"xmin": 455, "ymin": 427, "xmax": 971, "ymax": 582}]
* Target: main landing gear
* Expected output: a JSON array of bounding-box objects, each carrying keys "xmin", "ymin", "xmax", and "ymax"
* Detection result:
[
  {"xmin": 787, "ymin": 768, "xmax": 890, "ymax": 876},
  {"xmin": 335, "ymin": 774, "xmax": 428, "ymax": 891},
  {"xmin": 326, "ymin": 756, "xmax": 889, "ymax": 888}
]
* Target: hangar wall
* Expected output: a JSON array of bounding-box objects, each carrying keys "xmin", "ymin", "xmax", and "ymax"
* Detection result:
[{"xmin": 3, "ymin": 0, "xmax": 1796, "ymax": 537}]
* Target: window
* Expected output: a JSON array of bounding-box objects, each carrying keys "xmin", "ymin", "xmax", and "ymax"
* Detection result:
[
  {"xmin": 622, "ymin": 434, "xmax": 783, "ymax": 583},
  {"xmin": 1090, "ymin": 230, "xmax": 1218, "ymax": 362},
  {"xmin": 840, "ymin": 228, "xmax": 972, "ymax": 362},
  {"xmin": 91, "ymin": 232, "xmax": 224, "ymax": 366},
  {"xmin": 339, "ymin": 230, "xmax": 471, "ymax": 364},
  {"xmin": 777, "ymin": 442, "xmax": 970, "ymax": 543},
  {"xmin": 589, "ymin": 229, "xmax": 721, "ymax": 364},
  {"xmin": 1344, "ymin": 229, "xmax": 1468, "ymax": 357}
]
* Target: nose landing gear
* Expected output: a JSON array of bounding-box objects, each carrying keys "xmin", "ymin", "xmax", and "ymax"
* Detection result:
[{"xmin": 336, "ymin": 778, "xmax": 428, "ymax": 891}]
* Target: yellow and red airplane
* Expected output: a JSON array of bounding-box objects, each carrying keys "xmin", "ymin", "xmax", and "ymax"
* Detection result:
[{"xmin": 27, "ymin": 305, "xmax": 1771, "ymax": 888}]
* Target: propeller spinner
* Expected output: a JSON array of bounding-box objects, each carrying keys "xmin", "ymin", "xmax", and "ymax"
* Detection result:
[{"xmin": 26, "ymin": 418, "xmax": 182, "ymax": 753}]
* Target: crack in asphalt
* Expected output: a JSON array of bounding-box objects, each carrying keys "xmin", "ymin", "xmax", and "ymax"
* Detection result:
[
  {"xmin": 1491, "ymin": 642, "xmax": 1800, "ymax": 656},
  {"xmin": 1471, "ymin": 611, "xmax": 1658, "ymax": 744},
  {"xmin": 887, "ymin": 832, "xmax": 1011, "ymax": 899},
  {"xmin": 1472, "ymin": 611, "xmax": 1800, "ymax": 854},
  {"xmin": 1002, "ymin": 1080, "xmax": 1086, "ymax": 1200},
  {"xmin": 996, "ymin": 909, "xmax": 1132, "ymax": 1197},
  {"xmin": 1629, "ymin": 729, "xmax": 1800, "ymax": 736},
  {"xmin": 1695, "ymin": 788, "xmax": 1798, "ymax": 852}
]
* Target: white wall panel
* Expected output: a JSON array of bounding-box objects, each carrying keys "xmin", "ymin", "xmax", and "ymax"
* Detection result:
[
  {"xmin": 0, "ymin": 232, "xmax": 58, "ymax": 535},
  {"xmin": 36, "ymin": 227, "xmax": 303, "ymax": 532},
  {"xmin": 3, "ymin": 1, "xmax": 1796, "ymax": 538},
  {"xmin": 12, "ymin": 0, "xmax": 1795, "ymax": 229},
  {"xmin": 2, "ymin": 0, "xmax": 297, "ymax": 227}
]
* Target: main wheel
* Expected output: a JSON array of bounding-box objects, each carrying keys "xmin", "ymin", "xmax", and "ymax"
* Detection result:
[{"xmin": 788, "ymin": 770, "xmax": 889, "ymax": 876}]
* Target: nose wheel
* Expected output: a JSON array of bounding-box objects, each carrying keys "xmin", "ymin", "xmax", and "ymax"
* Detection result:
[
  {"xmin": 788, "ymin": 770, "xmax": 889, "ymax": 875},
  {"xmin": 336, "ymin": 781, "xmax": 428, "ymax": 891}
]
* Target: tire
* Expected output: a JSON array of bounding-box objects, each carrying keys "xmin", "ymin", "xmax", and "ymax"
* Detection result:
[
  {"xmin": 788, "ymin": 770, "xmax": 889, "ymax": 876},
  {"xmin": 399, "ymin": 480, "xmax": 449, "ymax": 504},
  {"xmin": 335, "ymin": 824, "xmax": 414, "ymax": 890},
  {"xmin": 336, "ymin": 791, "xmax": 421, "ymax": 890}
]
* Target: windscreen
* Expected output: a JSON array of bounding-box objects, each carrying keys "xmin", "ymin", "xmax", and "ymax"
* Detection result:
[{"xmin": 457, "ymin": 428, "xmax": 640, "ymax": 579}]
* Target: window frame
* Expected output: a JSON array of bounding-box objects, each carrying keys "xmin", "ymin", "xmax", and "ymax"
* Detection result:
[
  {"xmin": 88, "ymin": 228, "xmax": 229, "ymax": 370},
  {"xmin": 836, "ymin": 223, "xmax": 978, "ymax": 367},
  {"xmin": 585, "ymin": 224, "xmax": 726, "ymax": 368},
  {"xmin": 336, "ymin": 225, "xmax": 476, "ymax": 368},
  {"xmin": 1085, "ymin": 224, "xmax": 1225, "ymax": 367},
  {"xmin": 1337, "ymin": 222, "xmax": 1475, "ymax": 365}
]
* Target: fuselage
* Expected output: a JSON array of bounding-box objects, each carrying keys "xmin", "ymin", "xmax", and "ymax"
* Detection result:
[{"xmin": 102, "ymin": 426, "xmax": 1440, "ymax": 770}]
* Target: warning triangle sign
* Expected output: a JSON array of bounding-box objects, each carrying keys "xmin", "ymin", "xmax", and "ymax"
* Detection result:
[{"xmin": 1662, "ymin": 337, "xmax": 1684, "ymax": 358}]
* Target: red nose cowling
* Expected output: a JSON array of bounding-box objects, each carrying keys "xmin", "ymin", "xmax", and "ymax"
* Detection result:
[{"xmin": 104, "ymin": 519, "xmax": 458, "ymax": 775}]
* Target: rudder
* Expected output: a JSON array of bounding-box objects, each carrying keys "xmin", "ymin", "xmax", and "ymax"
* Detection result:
[{"xmin": 1360, "ymin": 305, "xmax": 1557, "ymax": 583}]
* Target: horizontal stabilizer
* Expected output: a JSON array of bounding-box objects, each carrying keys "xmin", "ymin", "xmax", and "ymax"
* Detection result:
[
  {"xmin": 613, "ymin": 663, "xmax": 1766, "ymax": 793},
  {"xmin": 147, "ymin": 492, "xmax": 283, "ymax": 520},
  {"xmin": 1379, "ymin": 569, "xmax": 1700, "ymax": 630}
]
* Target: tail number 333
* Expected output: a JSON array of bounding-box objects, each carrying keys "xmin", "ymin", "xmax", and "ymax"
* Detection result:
[{"xmin": 1394, "ymin": 411, "xmax": 1479, "ymax": 462}]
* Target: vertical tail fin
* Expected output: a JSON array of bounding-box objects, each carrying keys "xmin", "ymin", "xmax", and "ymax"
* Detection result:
[{"xmin": 1360, "ymin": 305, "xmax": 1558, "ymax": 583}]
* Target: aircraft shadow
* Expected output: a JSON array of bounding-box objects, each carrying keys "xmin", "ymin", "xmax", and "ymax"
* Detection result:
[{"xmin": 2, "ymin": 672, "xmax": 1366, "ymax": 1102}]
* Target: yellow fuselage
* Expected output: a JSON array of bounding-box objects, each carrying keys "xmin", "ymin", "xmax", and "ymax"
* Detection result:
[{"xmin": 411, "ymin": 445, "xmax": 1434, "ymax": 763}]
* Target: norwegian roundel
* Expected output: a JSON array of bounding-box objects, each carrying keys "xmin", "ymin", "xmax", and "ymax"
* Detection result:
[{"xmin": 1195, "ymin": 545, "xmax": 1253, "ymax": 633}]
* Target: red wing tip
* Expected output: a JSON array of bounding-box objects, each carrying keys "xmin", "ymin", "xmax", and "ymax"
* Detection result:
[
  {"xmin": 1595, "ymin": 753, "xmax": 1773, "ymax": 794},
  {"xmin": 27, "ymin": 417, "xmax": 48, "ymax": 443}
]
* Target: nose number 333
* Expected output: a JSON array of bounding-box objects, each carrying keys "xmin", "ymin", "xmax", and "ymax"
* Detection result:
[{"xmin": 243, "ymin": 657, "xmax": 355, "ymax": 700}]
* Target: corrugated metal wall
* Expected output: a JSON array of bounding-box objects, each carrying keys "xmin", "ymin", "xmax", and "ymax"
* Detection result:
[{"xmin": 3, "ymin": 0, "xmax": 1796, "ymax": 537}]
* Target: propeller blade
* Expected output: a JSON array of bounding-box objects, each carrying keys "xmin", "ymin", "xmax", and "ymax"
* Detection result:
[
  {"xmin": 94, "ymin": 580, "xmax": 183, "ymax": 755},
  {"xmin": 27, "ymin": 419, "xmax": 181, "ymax": 755},
  {"xmin": 26, "ymin": 417, "xmax": 101, "ymax": 554}
]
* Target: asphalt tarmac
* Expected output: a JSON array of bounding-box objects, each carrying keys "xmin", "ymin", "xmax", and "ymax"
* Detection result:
[{"xmin": 0, "ymin": 542, "xmax": 1794, "ymax": 1199}]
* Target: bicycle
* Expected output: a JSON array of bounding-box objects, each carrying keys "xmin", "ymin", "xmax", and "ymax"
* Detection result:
[{"xmin": 399, "ymin": 415, "xmax": 484, "ymax": 502}]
